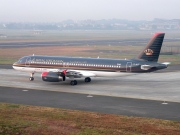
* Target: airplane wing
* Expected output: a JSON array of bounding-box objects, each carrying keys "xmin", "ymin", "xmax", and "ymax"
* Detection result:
[
  {"xmin": 46, "ymin": 69, "xmax": 96, "ymax": 78},
  {"xmin": 66, "ymin": 70, "xmax": 96, "ymax": 78},
  {"xmin": 42, "ymin": 69, "xmax": 96, "ymax": 82}
]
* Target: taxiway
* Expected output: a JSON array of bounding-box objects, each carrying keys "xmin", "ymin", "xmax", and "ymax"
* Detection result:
[
  {"xmin": 0, "ymin": 67, "xmax": 180, "ymax": 121},
  {"xmin": 0, "ymin": 69, "xmax": 180, "ymax": 102}
]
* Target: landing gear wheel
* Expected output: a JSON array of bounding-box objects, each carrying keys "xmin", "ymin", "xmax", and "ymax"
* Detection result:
[
  {"xmin": 70, "ymin": 80, "xmax": 77, "ymax": 86},
  {"xmin": 29, "ymin": 77, "xmax": 34, "ymax": 81},
  {"xmin": 85, "ymin": 77, "xmax": 91, "ymax": 82}
]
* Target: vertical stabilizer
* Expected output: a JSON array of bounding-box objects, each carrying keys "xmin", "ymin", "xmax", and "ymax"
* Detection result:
[{"xmin": 138, "ymin": 33, "xmax": 165, "ymax": 62}]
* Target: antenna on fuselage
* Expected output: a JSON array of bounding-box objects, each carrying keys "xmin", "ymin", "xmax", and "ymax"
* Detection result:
[{"xmin": 33, "ymin": 54, "xmax": 34, "ymax": 56}]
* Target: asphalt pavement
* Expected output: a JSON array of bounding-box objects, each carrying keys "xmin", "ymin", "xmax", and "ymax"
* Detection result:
[{"xmin": 0, "ymin": 86, "xmax": 180, "ymax": 121}]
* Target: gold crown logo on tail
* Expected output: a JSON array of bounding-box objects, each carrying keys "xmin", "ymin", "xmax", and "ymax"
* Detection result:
[{"xmin": 144, "ymin": 49, "xmax": 153, "ymax": 56}]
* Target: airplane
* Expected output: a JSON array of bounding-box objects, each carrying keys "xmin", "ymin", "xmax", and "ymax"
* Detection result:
[{"xmin": 13, "ymin": 32, "xmax": 169, "ymax": 85}]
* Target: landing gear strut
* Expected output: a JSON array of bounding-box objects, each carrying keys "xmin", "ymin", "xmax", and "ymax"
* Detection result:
[
  {"xmin": 29, "ymin": 73, "xmax": 34, "ymax": 81},
  {"xmin": 70, "ymin": 80, "xmax": 77, "ymax": 86}
]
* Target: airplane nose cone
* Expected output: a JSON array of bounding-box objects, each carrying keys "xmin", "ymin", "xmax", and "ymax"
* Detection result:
[
  {"xmin": 12, "ymin": 62, "xmax": 18, "ymax": 69},
  {"xmin": 12, "ymin": 62, "xmax": 16, "ymax": 66}
]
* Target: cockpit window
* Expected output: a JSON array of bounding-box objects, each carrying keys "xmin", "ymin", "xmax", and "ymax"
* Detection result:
[{"xmin": 18, "ymin": 56, "xmax": 28, "ymax": 63}]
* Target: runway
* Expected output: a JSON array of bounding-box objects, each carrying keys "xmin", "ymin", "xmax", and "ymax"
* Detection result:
[{"xmin": 0, "ymin": 67, "xmax": 180, "ymax": 121}]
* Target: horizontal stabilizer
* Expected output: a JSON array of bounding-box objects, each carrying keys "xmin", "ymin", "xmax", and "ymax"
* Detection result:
[
  {"xmin": 141, "ymin": 65, "xmax": 153, "ymax": 70},
  {"xmin": 162, "ymin": 62, "xmax": 171, "ymax": 66}
]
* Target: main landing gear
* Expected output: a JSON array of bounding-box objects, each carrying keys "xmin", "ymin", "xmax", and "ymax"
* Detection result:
[
  {"xmin": 29, "ymin": 73, "xmax": 34, "ymax": 81},
  {"xmin": 70, "ymin": 77, "xmax": 91, "ymax": 86},
  {"xmin": 70, "ymin": 80, "xmax": 77, "ymax": 86},
  {"xmin": 85, "ymin": 77, "xmax": 91, "ymax": 83}
]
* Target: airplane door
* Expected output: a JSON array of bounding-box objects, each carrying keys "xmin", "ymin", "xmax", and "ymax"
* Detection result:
[
  {"xmin": 126, "ymin": 62, "xmax": 132, "ymax": 72},
  {"xmin": 25, "ymin": 57, "xmax": 31, "ymax": 67}
]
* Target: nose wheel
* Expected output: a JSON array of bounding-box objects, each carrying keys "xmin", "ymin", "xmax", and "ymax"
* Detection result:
[{"xmin": 29, "ymin": 77, "xmax": 34, "ymax": 81}]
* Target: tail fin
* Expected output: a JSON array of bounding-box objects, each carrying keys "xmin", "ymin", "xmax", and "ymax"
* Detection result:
[{"xmin": 138, "ymin": 33, "xmax": 165, "ymax": 62}]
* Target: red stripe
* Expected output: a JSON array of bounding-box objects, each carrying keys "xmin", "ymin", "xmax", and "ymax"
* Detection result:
[{"xmin": 154, "ymin": 32, "xmax": 164, "ymax": 37}]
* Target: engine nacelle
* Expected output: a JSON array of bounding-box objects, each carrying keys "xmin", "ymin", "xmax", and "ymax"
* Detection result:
[{"xmin": 41, "ymin": 72, "xmax": 65, "ymax": 82}]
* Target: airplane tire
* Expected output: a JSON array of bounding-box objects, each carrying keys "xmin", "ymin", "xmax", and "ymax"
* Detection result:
[
  {"xmin": 74, "ymin": 80, "xmax": 77, "ymax": 85},
  {"xmin": 70, "ymin": 80, "xmax": 77, "ymax": 85},
  {"xmin": 85, "ymin": 77, "xmax": 91, "ymax": 82},
  {"xmin": 70, "ymin": 81, "xmax": 74, "ymax": 85},
  {"xmin": 85, "ymin": 78, "xmax": 88, "ymax": 82},
  {"xmin": 29, "ymin": 77, "xmax": 34, "ymax": 81},
  {"xmin": 88, "ymin": 77, "xmax": 91, "ymax": 82}
]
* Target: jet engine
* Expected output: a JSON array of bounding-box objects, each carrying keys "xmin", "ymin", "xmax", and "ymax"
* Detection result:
[{"xmin": 41, "ymin": 72, "xmax": 65, "ymax": 82}]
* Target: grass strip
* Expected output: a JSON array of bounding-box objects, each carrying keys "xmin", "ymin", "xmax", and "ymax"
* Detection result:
[{"xmin": 0, "ymin": 103, "xmax": 180, "ymax": 135}]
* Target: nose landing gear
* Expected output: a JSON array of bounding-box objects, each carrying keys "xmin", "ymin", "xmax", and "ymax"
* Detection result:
[{"xmin": 29, "ymin": 73, "xmax": 34, "ymax": 81}]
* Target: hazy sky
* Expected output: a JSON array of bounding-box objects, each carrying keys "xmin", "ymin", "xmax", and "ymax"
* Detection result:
[{"xmin": 0, "ymin": 0, "xmax": 180, "ymax": 22}]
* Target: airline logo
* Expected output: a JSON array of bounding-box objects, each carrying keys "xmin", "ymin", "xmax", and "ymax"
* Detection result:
[{"xmin": 144, "ymin": 49, "xmax": 153, "ymax": 56}]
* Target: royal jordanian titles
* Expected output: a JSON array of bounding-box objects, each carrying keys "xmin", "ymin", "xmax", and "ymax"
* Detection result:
[{"xmin": 13, "ymin": 33, "xmax": 169, "ymax": 85}]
